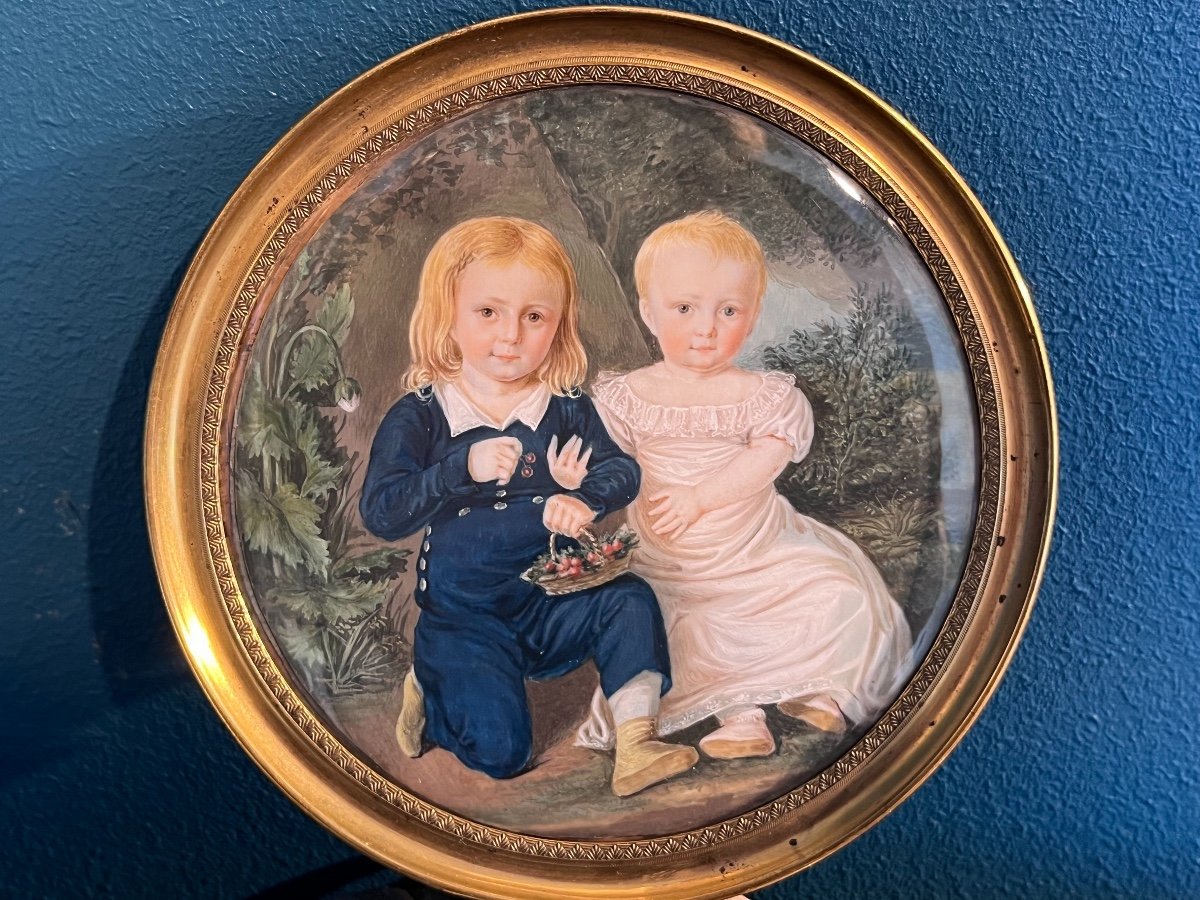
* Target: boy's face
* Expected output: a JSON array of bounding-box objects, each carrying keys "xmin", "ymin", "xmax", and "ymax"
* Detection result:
[
  {"xmin": 451, "ymin": 257, "xmax": 565, "ymax": 387},
  {"xmin": 639, "ymin": 243, "xmax": 760, "ymax": 376}
]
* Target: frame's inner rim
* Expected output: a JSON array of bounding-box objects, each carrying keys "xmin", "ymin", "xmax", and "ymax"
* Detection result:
[{"xmin": 204, "ymin": 62, "xmax": 1008, "ymax": 860}]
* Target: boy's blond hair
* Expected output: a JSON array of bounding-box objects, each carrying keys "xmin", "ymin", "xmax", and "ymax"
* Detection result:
[
  {"xmin": 634, "ymin": 210, "xmax": 768, "ymax": 303},
  {"xmin": 402, "ymin": 216, "xmax": 588, "ymax": 394}
]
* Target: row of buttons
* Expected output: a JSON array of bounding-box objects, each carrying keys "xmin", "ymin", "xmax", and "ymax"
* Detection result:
[
  {"xmin": 419, "ymin": 483, "xmax": 545, "ymax": 592},
  {"xmin": 457, "ymin": 496, "xmax": 545, "ymax": 516},
  {"xmin": 420, "ymin": 525, "xmax": 431, "ymax": 591}
]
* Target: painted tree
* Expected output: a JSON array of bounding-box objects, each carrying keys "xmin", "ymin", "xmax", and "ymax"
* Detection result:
[
  {"xmin": 525, "ymin": 88, "xmax": 881, "ymax": 315},
  {"xmin": 278, "ymin": 109, "xmax": 536, "ymax": 304},
  {"xmin": 761, "ymin": 285, "xmax": 942, "ymax": 600}
]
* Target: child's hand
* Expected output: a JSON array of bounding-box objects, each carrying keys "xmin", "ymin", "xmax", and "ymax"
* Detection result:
[
  {"xmin": 468, "ymin": 436, "xmax": 522, "ymax": 485},
  {"xmin": 647, "ymin": 486, "xmax": 705, "ymax": 539},
  {"xmin": 542, "ymin": 494, "xmax": 596, "ymax": 538},
  {"xmin": 547, "ymin": 434, "xmax": 592, "ymax": 490}
]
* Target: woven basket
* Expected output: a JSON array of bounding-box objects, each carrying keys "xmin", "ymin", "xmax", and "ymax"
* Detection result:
[{"xmin": 525, "ymin": 530, "xmax": 632, "ymax": 596}]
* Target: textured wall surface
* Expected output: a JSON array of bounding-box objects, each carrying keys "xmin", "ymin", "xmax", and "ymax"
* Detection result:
[{"xmin": 2, "ymin": 0, "xmax": 1197, "ymax": 896}]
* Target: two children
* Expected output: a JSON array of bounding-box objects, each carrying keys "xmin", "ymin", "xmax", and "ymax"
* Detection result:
[{"xmin": 360, "ymin": 210, "xmax": 912, "ymax": 795}]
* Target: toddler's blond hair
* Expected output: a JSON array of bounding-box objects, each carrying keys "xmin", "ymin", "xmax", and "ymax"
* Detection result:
[
  {"xmin": 402, "ymin": 216, "xmax": 587, "ymax": 394},
  {"xmin": 634, "ymin": 210, "xmax": 768, "ymax": 303}
]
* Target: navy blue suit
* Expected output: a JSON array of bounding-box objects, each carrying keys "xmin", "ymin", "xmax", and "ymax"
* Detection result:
[{"xmin": 360, "ymin": 388, "xmax": 671, "ymax": 778}]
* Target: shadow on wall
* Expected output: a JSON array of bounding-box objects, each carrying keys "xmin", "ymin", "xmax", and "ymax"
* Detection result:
[
  {"xmin": 87, "ymin": 255, "xmax": 195, "ymax": 703},
  {"xmin": 6, "ymin": 114, "xmax": 315, "ymax": 787},
  {"xmin": 77, "ymin": 120, "xmax": 287, "ymax": 705},
  {"xmin": 2, "ymin": 120, "xmax": 284, "ymax": 782},
  {"xmin": 68, "ymin": 116, "xmax": 314, "ymax": 711}
]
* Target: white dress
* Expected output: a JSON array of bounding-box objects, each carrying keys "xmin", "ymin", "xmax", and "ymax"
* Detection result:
[{"xmin": 576, "ymin": 370, "xmax": 913, "ymax": 746}]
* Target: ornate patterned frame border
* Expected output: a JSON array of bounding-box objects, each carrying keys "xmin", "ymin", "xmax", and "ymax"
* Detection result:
[
  {"xmin": 148, "ymin": 9, "xmax": 1054, "ymax": 897},
  {"xmin": 202, "ymin": 62, "xmax": 1000, "ymax": 858}
]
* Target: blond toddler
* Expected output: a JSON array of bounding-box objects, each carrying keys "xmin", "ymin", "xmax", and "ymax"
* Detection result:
[{"xmin": 576, "ymin": 211, "xmax": 913, "ymax": 759}]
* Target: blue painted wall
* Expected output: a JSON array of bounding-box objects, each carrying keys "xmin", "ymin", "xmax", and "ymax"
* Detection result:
[{"xmin": 2, "ymin": 0, "xmax": 1197, "ymax": 896}]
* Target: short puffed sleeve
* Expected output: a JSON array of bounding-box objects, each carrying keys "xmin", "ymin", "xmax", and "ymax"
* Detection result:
[
  {"xmin": 588, "ymin": 371, "xmax": 638, "ymax": 454},
  {"xmin": 747, "ymin": 375, "xmax": 815, "ymax": 464}
]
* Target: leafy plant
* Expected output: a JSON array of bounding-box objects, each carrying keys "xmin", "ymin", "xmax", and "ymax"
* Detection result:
[
  {"xmin": 322, "ymin": 606, "xmax": 406, "ymax": 695},
  {"xmin": 762, "ymin": 285, "xmax": 944, "ymax": 601},
  {"xmin": 282, "ymin": 112, "xmax": 534, "ymax": 306},
  {"xmin": 228, "ymin": 110, "xmax": 540, "ymax": 694},
  {"xmin": 234, "ymin": 282, "xmax": 409, "ymax": 695},
  {"xmin": 525, "ymin": 89, "xmax": 881, "ymax": 329}
]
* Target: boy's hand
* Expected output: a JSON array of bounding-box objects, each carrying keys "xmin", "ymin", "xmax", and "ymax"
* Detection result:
[
  {"xmin": 547, "ymin": 434, "xmax": 592, "ymax": 490},
  {"xmin": 468, "ymin": 436, "xmax": 522, "ymax": 485},
  {"xmin": 542, "ymin": 495, "xmax": 596, "ymax": 538},
  {"xmin": 646, "ymin": 486, "xmax": 704, "ymax": 539}
]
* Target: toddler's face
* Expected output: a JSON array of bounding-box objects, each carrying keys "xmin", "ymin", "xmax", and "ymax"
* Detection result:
[
  {"xmin": 451, "ymin": 257, "xmax": 565, "ymax": 386},
  {"xmin": 639, "ymin": 243, "xmax": 760, "ymax": 376}
]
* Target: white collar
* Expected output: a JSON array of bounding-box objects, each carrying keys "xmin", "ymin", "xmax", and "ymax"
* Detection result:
[{"xmin": 433, "ymin": 380, "xmax": 553, "ymax": 437}]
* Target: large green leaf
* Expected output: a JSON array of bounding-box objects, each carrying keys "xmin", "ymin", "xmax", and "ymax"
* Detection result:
[
  {"xmin": 317, "ymin": 578, "xmax": 388, "ymax": 621},
  {"xmin": 237, "ymin": 368, "xmax": 291, "ymax": 463},
  {"xmin": 236, "ymin": 474, "xmax": 330, "ymax": 576},
  {"xmin": 289, "ymin": 331, "xmax": 336, "ymax": 392},
  {"xmin": 316, "ymin": 283, "xmax": 354, "ymax": 347},
  {"xmin": 296, "ymin": 414, "xmax": 343, "ymax": 500},
  {"xmin": 264, "ymin": 586, "xmax": 324, "ymax": 623},
  {"xmin": 272, "ymin": 615, "xmax": 328, "ymax": 676}
]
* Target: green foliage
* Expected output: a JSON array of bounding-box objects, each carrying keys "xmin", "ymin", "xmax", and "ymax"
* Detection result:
[
  {"xmin": 288, "ymin": 330, "xmax": 337, "ymax": 393},
  {"xmin": 266, "ymin": 592, "xmax": 407, "ymax": 694},
  {"xmin": 762, "ymin": 285, "xmax": 943, "ymax": 602},
  {"xmin": 228, "ymin": 105, "xmax": 540, "ymax": 696},
  {"xmin": 333, "ymin": 547, "xmax": 412, "ymax": 583},
  {"xmin": 295, "ymin": 414, "xmax": 343, "ymax": 500},
  {"xmin": 276, "ymin": 110, "xmax": 533, "ymax": 305},
  {"xmin": 235, "ymin": 280, "xmax": 408, "ymax": 696},
  {"xmin": 316, "ymin": 283, "xmax": 354, "ymax": 347},
  {"xmin": 840, "ymin": 497, "xmax": 936, "ymax": 561},
  {"xmin": 267, "ymin": 577, "xmax": 388, "ymax": 624},
  {"xmin": 524, "ymin": 89, "xmax": 881, "ymax": 313},
  {"xmin": 237, "ymin": 369, "xmax": 292, "ymax": 464},
  {"xmin": 237, "ymin": 474, "xmax": 330, "ymax": 577},
  {"xmin": 323, "ymin": 606, "xmax": 406, "ymax": 695},
  {"xmin": 273, "ymin": 615, "xmax": 329, "ymax": 679}
]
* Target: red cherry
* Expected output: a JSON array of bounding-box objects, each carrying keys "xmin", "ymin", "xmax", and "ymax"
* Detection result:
[
  {"xmin": 611, "ymin": 540, "xmax": 624, "ymax": 553},
  {"xmin": 586, "ymin": 551, "xmax": 602, "ymax": 564},
  {"xmin": 544, "ymin": 561, "xmax": 557, "ymax": 572}
]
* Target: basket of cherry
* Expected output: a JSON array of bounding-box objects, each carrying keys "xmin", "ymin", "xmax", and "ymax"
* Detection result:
[{"xmin": 521, "ymin": 525, "xmax": 640, "ymax": 596}]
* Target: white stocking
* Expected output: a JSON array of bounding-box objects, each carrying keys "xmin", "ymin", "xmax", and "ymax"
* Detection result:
[{"xmin": 608, "ymin": 670, "xmax": 663, "ymax": 725}]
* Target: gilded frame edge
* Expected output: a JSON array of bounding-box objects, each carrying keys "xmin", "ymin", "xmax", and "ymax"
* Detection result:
[{"xmin": 144, "ymin": 7, "xmax": 1058, "ymax": 899}]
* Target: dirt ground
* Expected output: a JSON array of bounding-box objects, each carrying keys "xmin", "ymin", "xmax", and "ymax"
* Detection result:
[{"xmin": 323, "ymin": 666, "xmax": 859, "ymax": 840}]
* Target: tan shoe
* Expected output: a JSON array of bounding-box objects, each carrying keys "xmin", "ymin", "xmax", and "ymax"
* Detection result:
[
  {"xmin": 699, "ymin": 713, "xmax": 776, "ymax": 759},
  {"xmin": 395, "ymin": 668, "xmax": 425, "ymax": 758},
  {"xmin": 778, "ymin": 696, "xmax": 846, "ymax": 734},
  {"xmin": 611, "ymin": 716, "xmax": 699, "ymax": 797}
]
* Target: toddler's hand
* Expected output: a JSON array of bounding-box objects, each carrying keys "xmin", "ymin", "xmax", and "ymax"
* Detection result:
[
  {"xmin": 468, "ymin": 436, "xmax": 522, "ymax": 485},
  {"xmin": 542, "ymin": 494, "xmax": 596, "ymax": 539},
  {"xmin": 647, "ymin": 486, "xmax": 704, "ymax": 539},
  {"xmin": 547, "ymin": 434, "xmax": 592, "ymax": 490}
]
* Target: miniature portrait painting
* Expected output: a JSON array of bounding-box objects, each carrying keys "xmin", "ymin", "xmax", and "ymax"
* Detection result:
[{"xmin": 230, "ymin": 85, "xmax": 979, "ymax": 839}]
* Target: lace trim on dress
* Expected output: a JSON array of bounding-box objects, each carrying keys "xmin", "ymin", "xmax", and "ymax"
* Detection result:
[{"xmin": 591, "ymin": 370, "xmax": 796, "ymax": 439}]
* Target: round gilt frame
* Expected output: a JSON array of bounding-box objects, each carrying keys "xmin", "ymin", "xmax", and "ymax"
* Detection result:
[{"xmin": 145, "ymin": 7, "xmax": 1056, "ymax": 898}]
